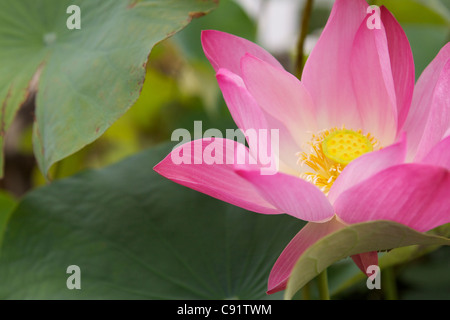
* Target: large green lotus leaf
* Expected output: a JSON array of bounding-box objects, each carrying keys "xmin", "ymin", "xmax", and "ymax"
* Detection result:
[
  {"xmin": 0, "ymin": 0, "xmax": 216, "ymax": 178},
  {"xmin": 285, "ymin": 221, "xmax": 450, "ymax": 300},
  {"xmin": 0, "ymin": 143, "xmax": 304, "ymax": 299}
]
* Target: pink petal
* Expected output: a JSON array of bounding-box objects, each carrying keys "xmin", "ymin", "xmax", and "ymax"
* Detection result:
[
  {"xmin": 414, "ymin": 59, "xmax": 450, "ymax": 161},
  {"xmin": 301, "ymin": 0, "xmax": 367, "ymax": 129},
  {"xmin": 235, "ymin": 167, "xmax": 335, "ymax": 222},
  {"xmin": 201, "ymin": 30, "xmax": 283, "ymax": 77},
  {"xmin": 381, "ymin": 6, "xmax": 415, "ymax": 131},
  {"xmin": 420, "ymin": 131, "xmax": 450, "ymax": 170},
  {"xmin": 351, "ymin": 251, "xmax": 379, "ymax": 277},
  {"xmin": 402, "ymin": 43, "xmax": 450, "ymax": 160},
  {"xmin": 350, "ymin": 11, "xmax": 399, "ymax": 146},
  {"xmin": 267, "ymin": 218, "xmax": 346, "ymax": 294},
  {"xmin": 328, "ymin": 134, "xmax": 407, "ymax": 204},
  {"xmin": 215, "ymin": 68, "xmax": 269, "ymax": 153},
  {"xmin": 154, "ymin": 138, "xmax": 282, "ymax": 215},
  {"xmin": 216, "ymin": 68, "xmax": 301, "ymax": 175},
  {"xmin": 241, "ymin": 53, "xmax": 318, "ymax": 149},
  {"xmin": 334, "ymin": 163, "xmax": 450, "ymax": 232}
]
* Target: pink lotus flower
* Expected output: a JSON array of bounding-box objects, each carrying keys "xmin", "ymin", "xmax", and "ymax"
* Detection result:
[{"xmin": 155, "ymin": 0, "xmax": 450, "ymax": 294}]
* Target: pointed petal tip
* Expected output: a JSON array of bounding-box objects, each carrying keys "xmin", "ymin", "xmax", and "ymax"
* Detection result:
[
  {"xmin": 266, "ymin": 286, "xmax": 284, "ymax": 295},
  {"xmin": 152, "ymin": 161, "xmax": 163, "ymax": 174},
  {"xmin": 201, "ymin": 30, "xmax": 283, "ymax": 75},
  {"xmin": 215, "ymin": 67, "xmax": 244, "ymax": 87},
  {"xmin": 200, "ymin": 29, "xmax": 219, "ymax": 46},
  {"xmin": 153, "ymin": 150, "xmax": 176, "ymax": 176},
  {"xmin": 351, "ymin": 251, "xmax": 379, "ymax": 277}
]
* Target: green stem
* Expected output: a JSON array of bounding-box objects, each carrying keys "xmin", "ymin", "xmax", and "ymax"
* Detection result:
[
  {"xmin": 295, "ymin": 0, "xmax": 314, "ymax": 79},
  {"xmin": 382, "ymin": 266, "xmax": 398, "ymax": 300},
  {"xmin": 301, "ymin": 281, "xmax": 311, "ymax": 300},
  {"xmin": 317, "ymin": 269, "xmax": 330, "ymax": 300},
  {"xmin": 49, "ymin": 160, "xmax": 62, "ymax": 182}
]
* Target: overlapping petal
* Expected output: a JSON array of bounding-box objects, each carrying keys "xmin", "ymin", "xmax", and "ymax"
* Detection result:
[
  {"xmin": 201, "ymin": 30, "xmax": 283, "ymax": 77},
  {"xmin": 420, "ymin": 130, "xmax": 450, "ymax": 170},
  {"xmin": 328, "ymin": 134, "xmax": 407, "ymax": 204},
  {"xmin": 350, "ymin": 12, "xmax": 398, "ymax": 145},
  {"xmin": 236, "ymin": 167, "xmax": 335, "ymax": 222},
  {"xmin": 216, "ymin": 67, "xmax": 301, "ymax": 175},
  {"xmin": 241, "ymin": 53, "xmax": 318, "ymax": 150},
  {"xmin": 402, "ymin": 43, "xmax": 450, "ymax": 160},
  {"xmin": 215, "ymin": 68, "xmax": 270, "ymax": 155},
  {"xmin": 154, "ymin": 138, "xmax": 282, "ymax": 215},
  {"xmin": 380, "ymin": 6, "xmax": 415, "ymax": 131},
  {"xmin": 414, "ymin": 58, "xmax": 450, "ymax": 161},
  {"xmin": 301, "ymin": 0, "xmax": 367, "ymax": 129},
  {"xmin": 334, "ymin": 163, "xmax": 450, "ymax": 232}
]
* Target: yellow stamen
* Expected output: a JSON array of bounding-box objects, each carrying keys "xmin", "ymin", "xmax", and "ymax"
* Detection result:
[{"xmin": 298, "ymin": 127, "xmax": 380, "ymax": 194}]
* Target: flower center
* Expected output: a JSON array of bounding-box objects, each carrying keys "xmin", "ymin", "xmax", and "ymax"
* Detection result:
[
  {"xmin": 298, "ymin": 128, "xmax": 379, "ymax": 194},
  {"xmin": 321, "ymin": 129, "xmax": 373, "ymax": 165}
]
